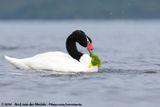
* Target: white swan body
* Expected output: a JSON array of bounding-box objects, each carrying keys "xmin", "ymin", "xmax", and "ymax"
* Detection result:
[{"xmin": 4, "ymin": 51, "xmax": 98, "ymax": 72}]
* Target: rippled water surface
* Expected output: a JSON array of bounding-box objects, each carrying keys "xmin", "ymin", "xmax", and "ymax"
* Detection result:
[{"xmin": 1, "ymin": 20, "xmax": 160, "ymax": 107}]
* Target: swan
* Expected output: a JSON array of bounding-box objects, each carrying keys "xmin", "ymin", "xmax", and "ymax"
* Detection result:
[{"xmin": 4, "ymin": 30, "xmax": 101, "ymax": 72}]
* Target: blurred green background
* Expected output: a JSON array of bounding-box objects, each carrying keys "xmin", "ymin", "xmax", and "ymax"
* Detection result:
[{"xmin": 0, "ymin": 0, "xmax": 160, "ymax": 19}]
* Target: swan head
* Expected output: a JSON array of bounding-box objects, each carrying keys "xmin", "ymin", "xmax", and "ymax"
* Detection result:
[{"xmin": 66, "ymin": 30, "xmax": 94, "ymax": 61}]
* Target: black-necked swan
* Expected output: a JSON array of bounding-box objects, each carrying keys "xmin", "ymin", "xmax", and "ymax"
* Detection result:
[{"xmin": 4, "ymin": 30, "xmax": 101, "ymax": 72}]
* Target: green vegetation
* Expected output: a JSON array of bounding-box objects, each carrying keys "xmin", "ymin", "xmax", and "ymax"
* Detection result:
[
  {"xmin": 0, "ymin": 0, "xmax": 160, "ymax": 19},
  {"xmin": 90, "ymin": 54, "xmax": 101, "ymax": 68}
]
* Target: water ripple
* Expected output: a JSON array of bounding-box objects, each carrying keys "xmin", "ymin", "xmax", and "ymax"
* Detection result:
[
  {"xmin": 99, "ymin": 68, "xmax": 159, "ymax": 74},
  {"xmin": 0, "ymin": 45, "xmax": 19, "ymax": 50},
  {"xmin": 0, "ymin": 45, "xmax": 37, "ymax": 51}
]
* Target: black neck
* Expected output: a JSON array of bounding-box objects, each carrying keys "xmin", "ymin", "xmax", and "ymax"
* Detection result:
[{"xmin": 66, "ymin": 30, "xmax": 88, "ymax": 61}]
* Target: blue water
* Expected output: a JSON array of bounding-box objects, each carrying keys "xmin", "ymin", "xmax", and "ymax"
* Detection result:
[{"xmin": 0, "ymin": 20, "xmax": 160, "ymax": 107}]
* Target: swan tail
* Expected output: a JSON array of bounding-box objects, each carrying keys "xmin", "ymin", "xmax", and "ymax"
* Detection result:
[{"xmin": 4, "ymin": 56, "xmax": 30, "ymax": 70}]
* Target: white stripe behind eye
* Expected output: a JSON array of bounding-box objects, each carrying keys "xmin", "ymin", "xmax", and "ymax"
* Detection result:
[{"xmin": 86, "ymin": 37, "xmax": 90, "ymax": 42}]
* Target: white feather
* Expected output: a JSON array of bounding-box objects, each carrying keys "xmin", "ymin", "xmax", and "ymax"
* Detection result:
[{"xmin": 4, "ymin": 51, "xmax": 98, "ymax": 72}]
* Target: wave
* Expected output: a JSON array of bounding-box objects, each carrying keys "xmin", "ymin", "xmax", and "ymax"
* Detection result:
[
  {"xmin": 0, "ymin": 45, "xmax": 19, "ymax": 50},
  {"xmin": 99, "ymin": 68, "xmax": 158, "ymax": 74},
  {"xmin": 0, "ymin": 45, "xmax": 37, "ymax": 51}
]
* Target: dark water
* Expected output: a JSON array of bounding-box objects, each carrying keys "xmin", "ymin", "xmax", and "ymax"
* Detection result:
[{"xmin": 1, "ymin": 20, "xmax": 160, "ymax": 107}]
